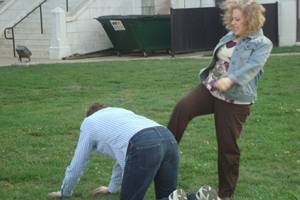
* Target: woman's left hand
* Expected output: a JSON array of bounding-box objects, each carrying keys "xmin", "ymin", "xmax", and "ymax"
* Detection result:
[{"xmin": 213, "ymin": 77, "xmax": 234, "ymax": 92}]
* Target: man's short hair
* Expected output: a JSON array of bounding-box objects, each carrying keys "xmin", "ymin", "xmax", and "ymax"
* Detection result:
[{"xmin": 87, "ymin": 101, "xmax": 109, "ymax": 117}]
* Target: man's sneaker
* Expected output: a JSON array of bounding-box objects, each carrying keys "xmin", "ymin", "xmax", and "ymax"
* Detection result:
[
  {"xmin": 195, "ymin": 185, "xmax": 220, "ymax": 200},
  {"xmin": 169, "ymin": 189, "xmax": 188, "ymax": 200}
]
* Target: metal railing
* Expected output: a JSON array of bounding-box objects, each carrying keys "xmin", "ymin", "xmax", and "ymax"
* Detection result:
[{"xmin": 4, "ymin": 0, "xmax": 47, "ymax": 57}]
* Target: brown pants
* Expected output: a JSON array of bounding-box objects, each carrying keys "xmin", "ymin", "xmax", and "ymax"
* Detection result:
[{"xmin": 167, "ymin": 84, "xmax": 251, "ymax": 198}]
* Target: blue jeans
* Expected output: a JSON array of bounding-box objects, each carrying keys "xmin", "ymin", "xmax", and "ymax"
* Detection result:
[{"xmin": 120, "ymin": 126, "xmax": 180, "ymax": 200}]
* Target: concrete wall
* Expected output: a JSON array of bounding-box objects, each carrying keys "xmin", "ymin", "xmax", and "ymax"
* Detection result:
[
  {"xmin": 258, "ymin": 0, "xmax": 297, "ymax": 46},
  {"xmin": 155, "ymin": 0, "xmax": 171, "ymax": 14},
  {"xmin": 174, "ymin": 0, "xmax": 214, "ymax": 8},
  {"xmin": 64, "ymin": 0, "xmax": 142, "ymax": 55},
  {"xmin": 276, "ymin": 0, "xmax": 297, "ymax": 46}
]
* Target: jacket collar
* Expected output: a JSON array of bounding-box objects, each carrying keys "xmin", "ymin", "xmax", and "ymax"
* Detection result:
[
  {"xmin": 246, "ymin": 28, "xmax": 264, "ymax": 39},
  {"xmin": 226, "ymin": 28, "xmax": 264, "ymax": 40}
]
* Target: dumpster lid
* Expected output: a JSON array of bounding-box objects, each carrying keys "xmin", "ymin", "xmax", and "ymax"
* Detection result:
[{"xmin": 95, "ymin": 15, "xmax": 170, "ymax": 20}]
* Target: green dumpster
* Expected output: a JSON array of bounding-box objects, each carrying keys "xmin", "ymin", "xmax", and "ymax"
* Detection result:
[{"xmin": 95, "ymin": 15, "xmax": 171, "ymax": 57}]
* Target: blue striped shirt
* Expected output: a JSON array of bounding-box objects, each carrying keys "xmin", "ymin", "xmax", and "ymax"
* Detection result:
[{"xmin": 60, "ymin": 107, "xmax": 161, "ymax": 197}]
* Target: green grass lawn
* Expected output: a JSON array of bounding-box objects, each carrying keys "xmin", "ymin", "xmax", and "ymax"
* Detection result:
[
  {"xmin": 0, "ymin": 55, "xmax": 299, "ymax": 199},
  {"xmin": 203, "ymin": 45, "xmax": 300, "ymax": 57},
  {"xmin": 271, "ymin": 45, "xmax": 300, "ymax": 54}
]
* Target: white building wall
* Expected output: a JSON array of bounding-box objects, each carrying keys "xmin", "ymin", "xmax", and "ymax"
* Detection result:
[
  {"xmin": 258, "ymin": 0, "xmax": 297, "ymax": 46},
  {"xmin": 185, "ymin": 0, "xmax": 200, "ymax": 8},
  {"xmin": 171, "ymin": 0, "xmax": 184, "ymax": 8},
  {"xmin": 184, "ymin": 0, "xmax": 214, "ymax": 8},
  {"xmin": 277, "ymin": 0, "xmax": 297, "ymax": 46},
  {"xmin": 155, "ymin": 0, "xmax": 171, "ymax": 14},
  {"xmin": 65, "ymin": 0, "xmax": 142, "ymax": 55},
  {"xmin": 199, "ymin": 0, "xmax": 214, "ymax": 7}
]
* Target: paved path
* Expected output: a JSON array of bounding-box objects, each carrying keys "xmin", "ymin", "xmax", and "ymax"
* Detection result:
[
  {"xmin": 0, "ymin": 51, "xmax": 210, "ymax": 67},
  {"xmin": 1, "ymin": 51, "xmax": 299, "ymax": 67}
]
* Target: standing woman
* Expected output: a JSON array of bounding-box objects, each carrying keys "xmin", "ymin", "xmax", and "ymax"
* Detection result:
[{"xmin": 167, "ymin": 0, "xmax": 273, "ymax": 198}]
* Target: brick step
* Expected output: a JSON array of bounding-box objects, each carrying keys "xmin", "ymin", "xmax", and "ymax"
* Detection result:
[
  {"xmin": 42, "ymin": 4, "xmax": 71, "ymax": 11},
  {"xmin": 4, "ymin": 27, "xmax": 52, "ymax": 34},
  {"xmin": 0, "ymin": 44, "xmax": 50, "ymax": 51},
  {"xmin": 18, "ymin": 17, "xmax": 52, "ymax": 23},
  {"xmin": 23, "ymin": 51, "xmax": 50, "ymax": 59},
  {"xmin": 22, "ymin": 3, "xmax": 73, "ymax": 17},
  {"xmin": 0, "ymin": 38, "xmax": 50, "ymax": 46},
  {"xmin": 0, "ymin": 39, "xmax": 12, "ymax": 45},
  {"xmin": 29, "ymin": 51, "xmax": 50, "ymax": 59},
  {"xmin": 4, "ymin": 28, "xmax": 51, "ymax": 35},
  {"xmin": 15, "ymin": 39, "xmax": 51, "ymax": 46},
  {"xmin": 0, "ymin": 50, "xmax": 50, "ymax": 59},
  {"xmin": 13, "ymin": 33, "xmax": 52, "ymax": 40},
  {"xmin": 14, "ymin": 21, "xmax": 52, "ymax": 29},
  {"xmin": 24, "ymin": 11, "xmax": 52, "ymax": 18},
  {"xmin": 0, "ymin": 44, "xmax": 13, "ymax": 51},
  {"xmin": 0, "ymin": 43, "xmax": 50, "ymax": 51},
  {"xmin": 42, "ymin": 0, "xmax": 78, "ymax": 11},
  {"xmin": 0, "ymin": 51, "xmax": 16, "ymax": 58}
]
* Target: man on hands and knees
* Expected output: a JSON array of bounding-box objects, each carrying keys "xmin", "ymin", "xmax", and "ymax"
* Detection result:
[{"xmin": 48, "ymin": 101, "xmax": 219, "ymax": 200}]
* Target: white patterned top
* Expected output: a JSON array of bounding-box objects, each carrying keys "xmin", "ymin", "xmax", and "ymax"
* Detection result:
[{"xmin": 204, "ymin": 41, "xmax": 251, "ymax": 104}]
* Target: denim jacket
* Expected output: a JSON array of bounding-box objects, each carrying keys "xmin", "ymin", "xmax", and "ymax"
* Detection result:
[{"xmin": 199, "ymin": 28, "xmax": 273, "ymax": 103}]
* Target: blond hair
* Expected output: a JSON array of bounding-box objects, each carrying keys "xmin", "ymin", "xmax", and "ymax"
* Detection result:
[{"xmin": 220, "ymin": 0, "xmax": 266, "ymax": 35}]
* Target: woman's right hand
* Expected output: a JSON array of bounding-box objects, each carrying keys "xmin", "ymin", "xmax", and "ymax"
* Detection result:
[{"xmin": 213, "ymin": 77, "xmax": 234, "ymax": 91}]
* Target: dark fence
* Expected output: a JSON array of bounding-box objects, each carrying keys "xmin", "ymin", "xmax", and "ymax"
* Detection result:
[
  {"xmin": 263, "ymin": 3, "xmax": 279, "ymax": 46},
  {"xmin": 171, "ymin": 2, "xmax": 278, "ymax": 55}
]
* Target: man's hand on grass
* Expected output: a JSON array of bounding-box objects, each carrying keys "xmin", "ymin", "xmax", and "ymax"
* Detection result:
[
  {"xmin": 48, "ymin": 191, "xmax": 61, "ymax": 197},
  {"xmin": 92, "ymin": 186, "xmax": 109, "ymax": 194}
]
